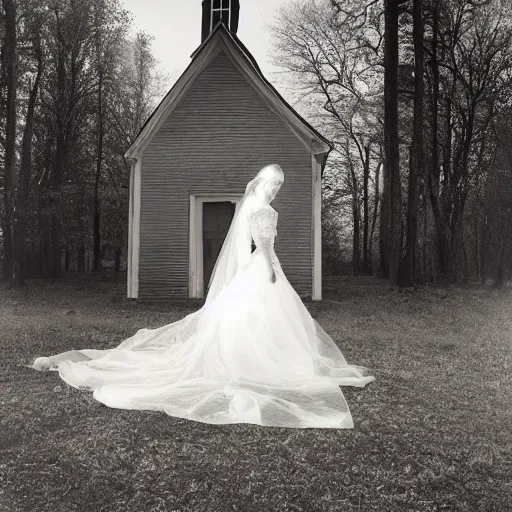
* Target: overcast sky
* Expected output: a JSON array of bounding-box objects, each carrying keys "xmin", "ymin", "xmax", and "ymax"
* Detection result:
[{"xmin": 120, "ymin": 0, "xmax": 287, "ymax": 89}]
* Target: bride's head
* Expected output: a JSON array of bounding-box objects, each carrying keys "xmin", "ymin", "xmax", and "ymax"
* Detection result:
[{"xmin": 252, "ymin": 164, "xmax": 284, "ymax": 204}]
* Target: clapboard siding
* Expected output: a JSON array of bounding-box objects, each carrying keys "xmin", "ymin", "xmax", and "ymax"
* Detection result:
[{"xmin": 140, "ymin": 51, "xmax": 312, "ymax": 298}]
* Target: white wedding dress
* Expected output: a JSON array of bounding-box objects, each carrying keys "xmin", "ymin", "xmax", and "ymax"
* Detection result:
[{"xmin": 31, "ymin": 198, "xmax": 375, "ymax": 428}]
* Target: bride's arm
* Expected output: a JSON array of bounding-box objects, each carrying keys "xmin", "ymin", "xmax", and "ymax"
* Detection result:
[
  {"xmin": 258, "ymin": 237, "xmax": 276, "ymax": 283},
  {"xmin": 249, "ymin": 207, "xmax": 277, "ymax": 282}
]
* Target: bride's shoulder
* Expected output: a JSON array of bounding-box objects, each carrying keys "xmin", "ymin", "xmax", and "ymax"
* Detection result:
[{"xmin": 247, "ymin": 202, "xmax": 275, "ymax": 218}]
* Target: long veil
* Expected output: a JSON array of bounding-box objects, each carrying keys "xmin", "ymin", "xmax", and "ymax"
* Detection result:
[{"xmin": 205, "ymin": 170, "xmax": 275, "ymax": 303}]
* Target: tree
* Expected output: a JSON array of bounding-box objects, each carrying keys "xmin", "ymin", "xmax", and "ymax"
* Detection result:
[
  {"xmin": 270, "ymin": 0, "xmax": 512, "ymax": 289},
  {"xmin": 397, "ymin": 0, "xmax": 424, "ymax": 287},
  {"xmin": 426, "ymin": 0, "xmax": 455, "ymax": 283},
  {"xmin": 270, "ymin": 0, "xmax": 384, "ymax": 276},
  {"xmin": 90, "ymin": 0, "xmax": 131, "ymax": 271},
  {"xmin": 11, "ymin": 0, "xmax": 45, "ymax": 286},
  {"xmin": 0, "ymin": 0, "xmax": 164, "ymax": 280},
  {"xmin": 436, "ymin": 0, "xmax": 511, "ymax": 282},
  {"xmin": 0, "ymin": 0, "xmax": 17, "ymax": 284}
]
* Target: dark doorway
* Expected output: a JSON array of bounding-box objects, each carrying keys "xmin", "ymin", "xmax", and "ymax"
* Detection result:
[{"xmin": 203, "ymin": 201, "xmax": 236, "ymax": 291}]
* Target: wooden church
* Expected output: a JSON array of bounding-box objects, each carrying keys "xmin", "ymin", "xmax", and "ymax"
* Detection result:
[{"xmin": 124, "ymin": 0, "xmax": 332, "ymax": 301}]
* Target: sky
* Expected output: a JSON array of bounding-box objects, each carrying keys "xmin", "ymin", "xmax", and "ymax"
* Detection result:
[{"xmin": 120, "ymin": 0, "xmax": 287, "ymax": 89}]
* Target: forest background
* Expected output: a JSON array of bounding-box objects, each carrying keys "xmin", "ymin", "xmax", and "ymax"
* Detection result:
[{"xmin": 0, "ymin": 0, "xmax": 511, "ymax": 290}]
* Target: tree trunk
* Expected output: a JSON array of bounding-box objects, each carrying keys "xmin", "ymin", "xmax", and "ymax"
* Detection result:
[
  {"xmin": 480, "ymin": 207, "xmax": 488, "ymax": 284},
  {"xmin": 422, "ymin": 156, "xmax": 428, "ymax": 283},
  {"xmin": 47, "ymin": 11, "xmax": 70, "ymax": 279},
  {"xmin": 43, "ymin": 216, "xmax": 52, "ymax": 278},
  {"xmin": 369, "ymin": 159, "xmax": 382, "ymax": 272},
  {"xmin": 379, "ymin": 161, "xmax": 390, "ymax": 278},
  {"xmin": 12, "ymin": 31, "xmax": 43, "ymax": 287},
  {"xmin": 428, "ymin": 0, "xmax": 455, "ymax": 284},
  {"xmin": 78, "ymin": 244, "xmax": 85, "ymax": 273},
  {"xmin": 362, "ymin": 144, "xmax": 371, "ymax": 275},
  {"xmin": 451, "ymin": 112, "xmax": 474, "ymax": 283},
  {"xmin": 1, "ymin": 0, "xmax": 16, "ymax": 284},
  {"xmin": 353, "ymin": 201, "xmax": 361, "ymax": 275},
  {"xmin": 441, "ymin": 96, "xmax": 452, "ymax": 223},
  {"xmin": 474, "ymin": 211, "xmax": 481, "ymax": 283},
  {"xmin": 93, "ymin": 67, "xmax": 104, "ymax": 271},
  {"xmin": 493, "ymin": 231, "xmax": 508, "ymax": 288},
  {"xmin": 347, "ymin": 148, "xmax": 361, "ymax": 276},
  {"xmin": 398, "ymin": 0, "xmax": 423, "ymax": 287},
  {"xmin": 384, "ymin": 0, "xmax": 401, "ymax": 286}
]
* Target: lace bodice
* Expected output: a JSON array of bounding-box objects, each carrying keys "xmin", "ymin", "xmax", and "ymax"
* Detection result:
[{"xmin": 248, "ymin": 204, "xmax": 278, "ymax": 254}]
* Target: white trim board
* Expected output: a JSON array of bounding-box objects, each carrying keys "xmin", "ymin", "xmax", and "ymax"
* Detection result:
[
  {"xmin": 312, "ymin": 154, "xmax": 323, "ymax": 301},
  {"xmin": 189, "ymin": 194, "xmax": 242, "ymax": 299},
  {"xmin": 127, "ymin": 157, "xmax": 142, "ymax": 298},
  {"xmin": 127, "ymin": 159, "xmax": 135, "ymax": 298}
]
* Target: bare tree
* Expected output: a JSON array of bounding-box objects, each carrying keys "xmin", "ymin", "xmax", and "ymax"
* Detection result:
[
  {"xmin": 90, "ymin": 0, "xmax": 131, "ymax": 271},
  {"xmin": 438, "ymin": 0, "xmax": 512, "ymax": 282},
  {"xmin": 270, "ymin": 0, "xmax": 383, "ymax": 276},
  {"xmin": 11, "ymin": 0, "xmax": 45, "ymax": 286},
  {"xmin": 0, "ymin": 0, "xmax": 166, "ymax": 280},
  {"xmin": 397, "ymin": 0, "xmax": 424, "ymax": 287}
]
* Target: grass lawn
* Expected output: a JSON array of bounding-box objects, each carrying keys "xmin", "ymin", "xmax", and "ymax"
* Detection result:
[{"xmin": 1, "ymin": 273, "xmax": 511, "ymax": 512}]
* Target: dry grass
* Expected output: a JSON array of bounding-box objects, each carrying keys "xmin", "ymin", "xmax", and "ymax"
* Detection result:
[{"xmin": 0, "ymin": 272, "xmax": 511, "ymax": 512}]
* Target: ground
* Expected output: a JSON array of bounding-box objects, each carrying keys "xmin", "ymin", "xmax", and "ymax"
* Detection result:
[{"xmin": 0, "ymin": 273, "xmax": 511, "ymax": 512}]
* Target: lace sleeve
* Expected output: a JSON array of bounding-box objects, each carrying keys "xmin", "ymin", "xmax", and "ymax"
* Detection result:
[{"xmin": 248, "ymin": 206, "xmax": 277, "ymax": 253}]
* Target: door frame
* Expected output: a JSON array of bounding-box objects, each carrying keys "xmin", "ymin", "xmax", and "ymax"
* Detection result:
[{"xmin": 189, "ymin": 194, "xmax": 242, "ymax": 298}]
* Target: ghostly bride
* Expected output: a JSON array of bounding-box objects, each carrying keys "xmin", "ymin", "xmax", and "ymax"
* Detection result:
[{"xmin": 31, "ymin": 164, "xmax": 375, "ymax": 428}]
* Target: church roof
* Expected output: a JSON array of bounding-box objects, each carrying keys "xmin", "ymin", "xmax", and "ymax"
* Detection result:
[{"xmin": 124, "ymin": 23, "xmax": 332, "ymax": 160}]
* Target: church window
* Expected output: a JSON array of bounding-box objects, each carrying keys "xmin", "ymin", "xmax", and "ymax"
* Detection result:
[{"xmin": 211, "ymin": 0, "xmax": 231, "ymax": 32}]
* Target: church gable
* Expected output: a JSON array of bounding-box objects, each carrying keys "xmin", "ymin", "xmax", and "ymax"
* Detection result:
[
  {"xmin": 147, "ymin": 49, "xmax": 307, "ymax": 161},
  {"xmin": 126, "ymin": 25, "xmax": 330, "ymax": 161}
]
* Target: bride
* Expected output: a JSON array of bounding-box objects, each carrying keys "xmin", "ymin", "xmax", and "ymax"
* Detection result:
[{"xmin": 30, "ymin": 164, "xmax": 375, "ymax": 428}]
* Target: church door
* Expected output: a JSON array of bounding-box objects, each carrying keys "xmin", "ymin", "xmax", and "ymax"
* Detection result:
[{"xmin": 203, "ymin": 201, "xmax": 236, "ymax": 292}]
